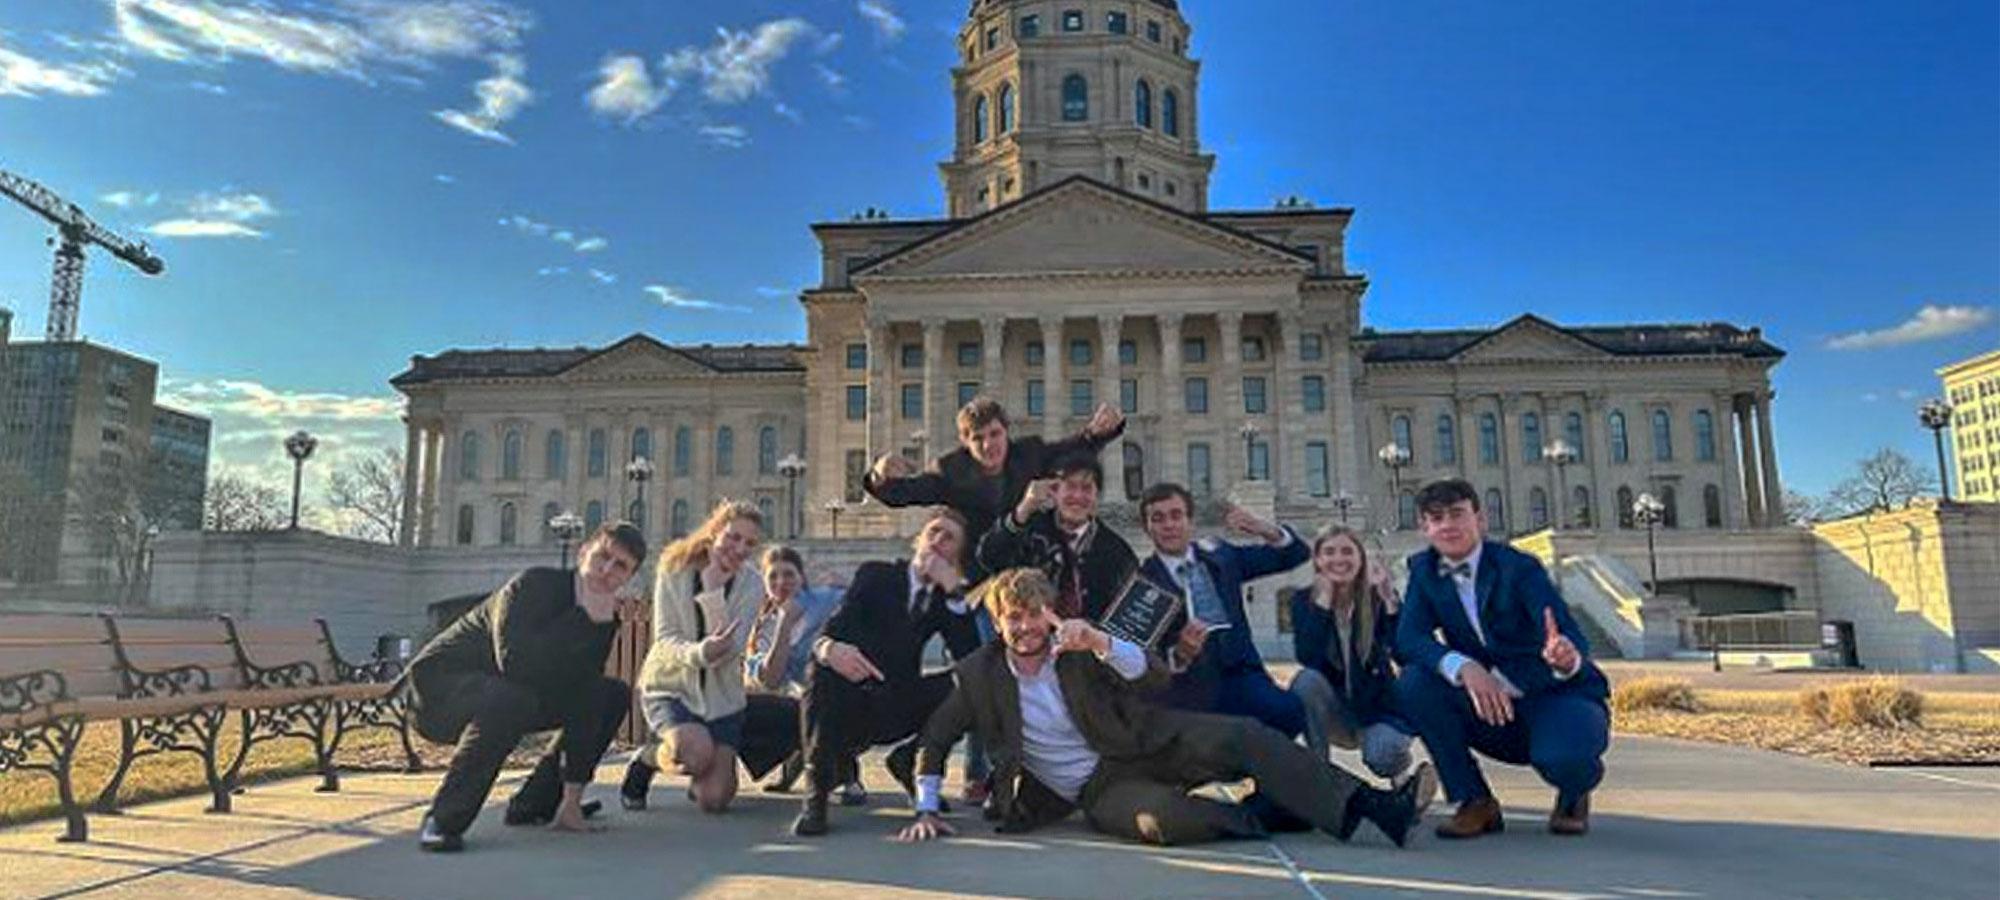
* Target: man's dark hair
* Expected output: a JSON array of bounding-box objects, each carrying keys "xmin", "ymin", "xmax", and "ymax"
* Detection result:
[
  {"xmin": 956, "ymin": 396, "xmax": 1010, "ymax": 436},
  {"xmin": 1049, "ymin": 452, "xmax": 1102, "ymax": 489},
  {"xmin": 1138, "ymin": 482, "xmax": 1195, "ymax": 520},
  {"xmin": 588, "ymin": 520, "xmax": 647, "ymax": 562},
  {"xmin": 1414, "ymin": 479, "xmax": 1480, "ymax": 517}
]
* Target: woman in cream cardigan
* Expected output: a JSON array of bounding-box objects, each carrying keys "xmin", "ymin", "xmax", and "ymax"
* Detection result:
[{"xmin": 629, "ymin": 500, "xmax": 766, "ymax": 813}]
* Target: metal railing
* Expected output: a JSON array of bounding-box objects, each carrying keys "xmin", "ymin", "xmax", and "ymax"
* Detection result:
[{"xmin": 1684, "ymin": 611, "xmax": 1821, "ymax": 651}]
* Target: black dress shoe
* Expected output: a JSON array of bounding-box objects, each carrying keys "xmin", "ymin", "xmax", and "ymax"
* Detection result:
[
  {"xmin": 620, "ymin": 760, "xmax": 655, "ymax": 811},
  {"xmin": 1372, "ymin": 762, "xmax": 1436, "ymax": 848},
  {"xmin": 505, "ymin": 799, "xmax": 603, "ymax": 826},
  {"xmin": 791, "ymin": 794, "xmax": 829, "ymax": 837},
  {"xmin": 419, "ymin": 814, "xmax": 464, "ymax": 853}
]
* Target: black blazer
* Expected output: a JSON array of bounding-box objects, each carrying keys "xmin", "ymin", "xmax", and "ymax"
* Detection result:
[
  {"xmin": 406, "ymin": 568, "xmax": 615, "ymax": 734},
  {"xmin": 1396, "ymin": 541, "xmax": 1609, "ymax": 703},
  {"xmin": 917, "ymin": 643, "xmax": 1172, "ymax": 833},
  {"xmin": 974, "ymin": 511, "xmax": 1138, "ymax": 622},
  {"xmin": 1287, "ymin": 586, "xmax": 1401, "ymax": 728},
  {"xmin": 820, "ymin": 559, "xmax": 979, "ymax": 687}
]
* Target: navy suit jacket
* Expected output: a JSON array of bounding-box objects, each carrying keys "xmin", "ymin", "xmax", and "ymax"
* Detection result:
[
  {"xmin": 1395, "ymin": 541, "xmax": 1609, "ymax": 703},
  {"xmin": 1140, "ymin": 528, "xmax": 1310, "ymax": 701}
]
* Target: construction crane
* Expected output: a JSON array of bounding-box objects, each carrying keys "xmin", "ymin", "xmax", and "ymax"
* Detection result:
[{"xmin": 0, "ymin": 166, "xmax": 165, "ymax": 342}]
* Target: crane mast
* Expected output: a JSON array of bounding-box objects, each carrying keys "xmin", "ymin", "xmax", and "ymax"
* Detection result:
[{"xmin": 0, "ymin": 167, "xmax": 165, "ymax": 342}]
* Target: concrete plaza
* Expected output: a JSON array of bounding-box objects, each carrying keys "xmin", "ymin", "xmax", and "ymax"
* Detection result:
[{"xmin": 3, "ymin": 736, "xmax": 1994, "ymax": 900}]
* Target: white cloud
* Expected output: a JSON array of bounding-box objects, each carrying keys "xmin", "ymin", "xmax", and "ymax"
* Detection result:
[
  {"xmin": 585, "ymin": 53, "xmax": 671, "ymax": 123},
  {"xmin": 573, "ymin": 236, "xmax": 607, "ymax": 253},
  {"xmin": 699, "ymin": 123, "xmax": 750, "ymax": 148},
  {"xmin": 1827, "ymin": 304, "xmax": 1996, "ymax": 350},
  {"xmin": 140, "ymin": 189, "xmax": 277, "ymax": 238},
  {"xmin": 536, "ymin": 265, "xmax": 568, "ymax": 276},
  {"xmin": 156, "ymin": 376, "xmax": 405, "ymax": 508},
  {"xmin": 588, "ymin": 268, "xmax": 617, "ymax": 285},
  {"xmin": 687, "ymin": 18, "xmax": 814, "ymax": 103},
  {"xmin": 100, "ymin": 190, "xmax": 160, "ymax": 208},
  {"xmin": 754, "ymin": 286, "xmax": 789, "ymax": 298},
  {"xmin": 644, "ymin": 284, "xmax": 749, "ymax": 313},
  {"xmin": 187, "ymin": 191, "xmax": 276, "ymax": 221},
  {"xmin": 773, "ymin": 101, "xmax": 801, "ymax": 123},
  {"xmin": 0, "ymin": 41, "xmax": 122, "ymax": 98},
  {"xmin": 356, "ymin": 0, "xmax": 533, "ymax": 59},
  {"xmin": 433, "ymin": 173, "xmax": 456, "ymax": 184},
  {"xmin": 187, "ymin": 79, "xmax": 228, "ymax": 94},
  {"xmin": 503, "ymin": 214, "xmax": 607, "ymax": 254},
  {"xmin": 856, "ymin": 1, "xmax": 906, "ymax": 43},
  {"xmin": 144, "ymin": 219, "xmax": 264, "ymax": 238},
  {"xmin": 433, "ymin": 52, "xmax": 530, "ymax": 143},
  {"xmin": 814, "ymin": 32, "xmax": 844, "ymax": 54},
  {"xmin": 812, "ymin": 62, "xmax": 846, "ymax": 92}
]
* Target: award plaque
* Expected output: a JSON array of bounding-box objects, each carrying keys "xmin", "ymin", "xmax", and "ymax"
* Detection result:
[{"xmin": 1096, "ymin": 572, "xmax": 1183, "ymax": 650}]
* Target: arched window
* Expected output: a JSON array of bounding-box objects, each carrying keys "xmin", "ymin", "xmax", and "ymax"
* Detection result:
[
  {"xmin": 716, "ymin": 427, "xmax": 735, "ymax": 475},
  {"xmin": 1572, "ymin": 486, "xmax": 1592, "ymax": 528},
  {"xmin": 759, "ymin": 426, "xmax": 778, "ymax": 475},
  {"xmin": 501, "ymin": 428, "xmax": 522, "ymax": 480},
  {"xmin": 499, "ymin": 502, "xmax": 518, "ymax": 545},
  {"xmin": 1062, "ymin": 74, "xmax": 1088, "ymax": 121},
  {"xmin": 1436, "ymin": 414, "xmax": 1458, "ymax": 465},
  {"xmin": 1695, "ymin": 410, "xmax": 1716, "ymax": 461},
  {"xmin": 585, "ymin": 500, "xmax": 604, "ymax": 532},
  {"xmin": 632, "ymin": 427, "xmax": 652, "ymax": 462},
  {"xmin": 1609, "ymin": 412, "xmax": 1629, "ymax": 463},
  {"xmin": 1391, "ymin": 415, "xmax": 1412, "ymax": 456},
  {"xmin": 1123, "ymin": 443, "xmax": 1145, "ymax": 501},
  {"xmin": 1398, "ymin": 491, "xmax": 1416, "ymax": 530},
  {"xmin": 541, "ymin": 502, "xmax": 560, "ymax": 543},
  {"xmin": 1134, "ymin": 79, "xmax": 1152, "ymax": 128},
  {"xmin": 587, "ymin": 428, "xmax": 606, "ymax": 477},
  {"xmin": 1486, "ymin": 489, "xmax": 1507, "ymax": 532},
  {"xmin": 973, "ymin": 93, "xmax": 990, "ymax": 143},
  {"xmin": 544, "ymin": 430, "xmax": 565, "ymax": 480},
  {"xmin": 1652, "ymin": 410, "xmax": 1673, "ymax": 462},
  {"xmin": 999, "ymin": 82, "xmax": 1015, "ymax": 133},
  {"xmin": 1565, "ymin": 412, "xmax": 1585, "ymax": 461},
  {"xmin": 1703, "ymin": 484, "xmax": 1723, "ymax": 528},
  {"xmin": 1479, "ymin": 413, "xmax": 1499, "ymax": 464},
  {"xmin": 674, "ymin": 426, "xmax": 692, "ymax": 476},
  {"xmin": 628, "ymin": 498, "xmax": 646, "ymax": 533},
  {"xmin": 459, "ymin": 431, "xmax": 480, "ymax": 481},
  {"xmin": 456, "ymin": 504, "xmax": 475, "ymax": 545},
  {"xmin": 1530, "ymin": 487, "xmax": 1549, "ymax": 529},
  {"xmin": 1162, "ymin": 88, "xmax": 1180, "ymax": 136},
  {"xmin": 1661, "ymin": 485, "xmax": 1680, "ymax": 528},
  {"xmin": 1522, "ymin": 413, "xmax": 1543, "ymax": 461},
  {"xmin": 1616, "ymin": 486, "xmax": 1635, "ymax": 529},
  {"xmin": 670, "ymin": 499, "xmax": 690, "ymax": 537}
]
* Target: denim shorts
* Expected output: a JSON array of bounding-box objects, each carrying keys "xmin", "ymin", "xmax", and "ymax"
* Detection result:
[{"xmin": 648, "ymin": 696, "xmax": 745, "ymax": 748}]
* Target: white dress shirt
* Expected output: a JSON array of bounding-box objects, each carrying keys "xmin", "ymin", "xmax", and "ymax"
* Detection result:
[{"xmin": 1435, "ymin": 544, "xmax": 1574, "ymax": 689}]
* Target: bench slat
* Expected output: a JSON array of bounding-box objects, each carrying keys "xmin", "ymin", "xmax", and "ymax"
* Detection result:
[
  {"xmin": 117, "ymin": 645, "xmax": 239, "ymax": 672},
  {"xmin": 0, "ymin": 615, "xmax": 109, "ymax": 643},
  {"xmin": 107, "ymin": 619, "xmax": 230, "ymax": 642}
]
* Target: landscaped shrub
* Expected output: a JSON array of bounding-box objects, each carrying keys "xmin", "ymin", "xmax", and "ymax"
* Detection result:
[
  {"xmin": 1798, "ymin": 679, "xmax": 1924, "ymax": 728},
  {"xmin": 1612, "ymin": 677, "xmax": 1703, "ymax": 714}
]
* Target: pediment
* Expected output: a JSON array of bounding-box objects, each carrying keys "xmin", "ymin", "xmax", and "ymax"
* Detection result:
[
  {"xmin": 1454, "ymin": 318, "xmax": 1609, "ymax": 363},
  {"xmin": 857, "ymin": 179, "xmax": 1310, "ymax": 281},
  {"xmin": 559, "ymin": 336, "xmax": 712, "ymax": 381}
]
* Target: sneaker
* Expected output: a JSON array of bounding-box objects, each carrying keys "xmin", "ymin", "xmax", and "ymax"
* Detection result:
[
  {"xmin": 620, "ymin": 760, "xmax": 655, "ymax": 811},
  {"xmin": 791, "ymin": 794, "xmax": 829, "ymax": 837}
]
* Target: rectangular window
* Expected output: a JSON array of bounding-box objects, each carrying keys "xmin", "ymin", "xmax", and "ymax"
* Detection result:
[
  {"xmin": 1019, "ymin": 14, "xmax": 1040, "ymax": 38},
  {"xmin": 1300, "ymin": 333, "xmax": 1323, "ymax": 361},
  {"xmin": 1062, "ymin": 9, "xmax": 1084, "ymax": 32},
  {"xmin": 846, "ymin": 343, "xmax": 867, "ymax": 369},
  {"xmin": 901, "ymin": 383, "xmax": 923, "ymax": 419},
  {"xmin": 957, "ymin": 382, "xmax": 980, "ymax": 408},
  {"xmin": 1146, "ymin": 20, "xmax": 1162, "ymax": 42},
  {"xmin": 1064, "ymin": 338, "xmax": 1089, "ymax": 366},
  {"xmin": 1106, "ymin": 11, "xmax": 1128, "ymax": 33},
  {"xmin": 1120, "ymin": 378, "xmax": 1138, "ymax": 414},
  {"xmin": 1026, "ymin": 380, "xmax": 1045, "ymax": 416},
  {"xmin": 846, "ymin": 386, "xmax": 867, "ymax": 421},
  {"xmin": 1185, "ymin": 377, "xmax": 1209, "ymax": 414},
  {"xmin": 1243, "ymin": 377, "xmax": 1267, "ymax": 414},
  {"xmin": 957, "ymin": 342, "xmax": 980, "ymax": 367},
  {"xmin": 1242, "ymin": 337, "xmax": 1266, "ymax": 362},
  {"xmin": 1118, "ymin": 339, "xmax": 1138, "ymax": 365},
  {"xmin": 985, "ymin": 27, "xmax": 999, "ymax": 50},
  {"xmin": 1248, "ymin": 440, "xmax": 1270, "ymax": 481},
  {"xmin": 1306, "ymin": 442, "xmax": 1330, "ymax": 497},
  {"xmin": 1070, "ymin": 380, "xmax": 1093, "ymax": 416},
  {"xmin": 1026, "ymin": 341, "xmax": 1044, "ymax": 366},
  {"xmin": 1183, "ymin": 337, "xmax": 1207, "ymax": 363},
  {"xmin": 845, "ymin": 450, "xmax": 867, "ymax": 503},
  {"xmin": 901, "ymin": 343, "xmax": 922, "ymax": 369},
  {"xmin": 1302, "ymin": 376, "xmax": 1325, "ymax": 413},
  {"xmin": 1188, "ymin": 443, "xmax": 1212, "ymax": 496}
]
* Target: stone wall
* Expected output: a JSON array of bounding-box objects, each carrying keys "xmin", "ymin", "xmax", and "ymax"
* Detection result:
[{"xmin": 1808, "ymin": 501, "xmax": 2000, "ymax": 672}]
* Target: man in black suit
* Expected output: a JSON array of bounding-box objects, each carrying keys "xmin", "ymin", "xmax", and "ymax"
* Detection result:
[
  {"xmin": 895, "ymin": 568, "xmax": 1434, "ymax": 848},
  {"xmin": 792, "ymin": 508, "xmax": 982, "ymax": 836},
  {"xmin": 974, "ymin": 453, "xmax": 1137, "ymax": 622},
  {"xmin": 406, "ymin": 522, "xmax": 645, "ymax": 852}
]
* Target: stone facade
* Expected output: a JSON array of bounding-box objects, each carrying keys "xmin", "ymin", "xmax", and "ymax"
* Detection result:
[
  {"xmin": 1940, "ymin": 348, "xmax": 2000, "ymax": 502},
  {"xmin": 1808, "ymin": 500, "xmax": 2000, "ymax": 672}
]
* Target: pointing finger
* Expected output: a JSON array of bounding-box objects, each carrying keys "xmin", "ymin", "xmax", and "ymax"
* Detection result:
[{"xmin": 1544, "ymin": 607, "xmax": 1561, "ymax": 642}]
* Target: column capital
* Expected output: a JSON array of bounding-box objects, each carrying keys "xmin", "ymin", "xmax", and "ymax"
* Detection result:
[
  {"xmin": 1216, "ymin": 309, "xmax": 1243, "ymax": 331},
  {"xmin": 1158, "ymin": 311, "xmax": 1185, "ymax": 333},
  {"xmin": 978, "ymin": 313, "xmax": 1007, "ymax": 332},
  {"xmin": 918, "ymin": 315, "xmax": 947, "ymax": 333},
  {"xmin": 1037, "ymin": 314, "xmax": 1065, "ymax": 332},
  {"xmin": 1095, "ymin": 312, "xmax": 1123, "ymax": 332}
]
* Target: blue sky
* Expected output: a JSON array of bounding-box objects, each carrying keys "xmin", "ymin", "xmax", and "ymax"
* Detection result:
[{"xmin": 0, "ymin": 0, "xmax": 1994, "ymax": 507}]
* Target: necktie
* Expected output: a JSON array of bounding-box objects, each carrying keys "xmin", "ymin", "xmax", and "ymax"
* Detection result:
[
  {"xmin": 1440, "ymin": 561, "xmax": 1471, "ymax": 581},
  {"xmin": 1178, "ymin": 561, "xmax": 1227, "ymax": 625}
]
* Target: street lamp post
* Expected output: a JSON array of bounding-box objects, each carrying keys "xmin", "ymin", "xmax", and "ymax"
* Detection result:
[
  {"xmin": 823, "ymin": 498, "xmax": 846, "ymax": 538},
  {"xmin": 283, "ymin": 430, "xmax": 318, "ymax": 530},
  {"xmin": 1633, "ymin": 491, "xmax": 1666, "ymax": 593},
  {"xmin": 1544, "ymin": 438, "xmax": 1578, "ymax": 530},
  {"xmin": 778, "ymin": 453, "xmax": 807, "ymax": 538},
  {"xmin": 1333, "ymin": 490, "xmax": 1354, "ymax": 524},
  {"xmin": 1238, "ymin": 421, "xmax": 1261, "ymax": 480},
  {"xmin": 1918, "ymin": 398, "xmax": 1954, "ymax": 502},
  {"xmin": 1377, "ymin": 442, "xmax": 1411, "ymax": 529},
  {"xmin": 624, "ymin": 456, "xmax": 654, "ymax": 532},
  {"xmin": 549, "ymin": 511, "xmax": 584, "ymax": 569}
]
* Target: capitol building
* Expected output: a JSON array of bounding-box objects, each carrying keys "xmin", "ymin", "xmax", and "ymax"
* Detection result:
[{"xmin": 390, "ymin": 0, "xmax": 1787, "ymax": 549}]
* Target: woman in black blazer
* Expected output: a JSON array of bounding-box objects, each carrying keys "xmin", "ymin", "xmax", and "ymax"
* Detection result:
[{"xmin": 1285, "ymin": 526, "xmax": 1416, "ymax": 780}]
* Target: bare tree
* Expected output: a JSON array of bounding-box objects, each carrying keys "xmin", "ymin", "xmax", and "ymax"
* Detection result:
[
  {"xmin": 326, "ymin": 446, "xmax": 405, "ymax": 543},
  {"xmin": 68, "ymin": 462, "xmax": 145, "ymax": 587},
  {"xmin": 204, "ymin": 472, "xmax": 291, "ymax": 532},
  {"xmin": 1780, "ymin": 489, "xmax": 1832, "ymax": 525},
  {"xmin": 1824, "ymin": 448, "xmax": 1938, "ymax": 516}
]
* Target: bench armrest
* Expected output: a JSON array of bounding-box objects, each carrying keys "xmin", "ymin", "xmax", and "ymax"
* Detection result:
[
  {"xmin": 0, "ymin": 669, "xmax": 70, "ymax": 716},
  {"xmin": 244, "ymin": 659, "xmax": 325, "ymax": 690},
  {"xmin": 124, "ymin": 663, "xmax": 214, "ymax": 699}
]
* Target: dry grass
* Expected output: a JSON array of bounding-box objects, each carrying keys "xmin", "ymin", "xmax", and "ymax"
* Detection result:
[
  {"xmin": 1798, "ymin": 679, "xmax": 1924, "ymax": 729},
  {"xmin": 1616, "ymin": 683, "xmax": 2000, "ymax": 765},
  {"xmin": 1612, "ymin": 677, "xmax": 1703, "ymax": 715}
]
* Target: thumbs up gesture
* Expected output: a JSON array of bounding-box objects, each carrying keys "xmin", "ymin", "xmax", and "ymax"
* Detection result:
[{"xmin": 1542, "ymin": 607, "xmax": 1581, "ymax": 676}]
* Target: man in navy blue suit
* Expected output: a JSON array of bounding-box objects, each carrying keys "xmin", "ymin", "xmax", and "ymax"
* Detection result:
[
  {"xmin": 1137, "ymin": 483, "xmax": 1313, "ymax": 740},
  {"xmin": 1394, "ymin": 478, "xmax": 1609, "ymax": 839}
]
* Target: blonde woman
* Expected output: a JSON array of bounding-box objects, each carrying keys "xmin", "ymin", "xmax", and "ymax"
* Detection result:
[
  {"xmin": 1285, "ymin": 525, "xmax": 1416, "ymax": 780},
  {"xmin": 622, "ymin": 500, "xmax": 765, "ymax": 814}
]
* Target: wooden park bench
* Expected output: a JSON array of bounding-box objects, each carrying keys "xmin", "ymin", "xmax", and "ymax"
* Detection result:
[{"xmin": 0, "ymin": 613, "xmax": 416, "ymax": 843}]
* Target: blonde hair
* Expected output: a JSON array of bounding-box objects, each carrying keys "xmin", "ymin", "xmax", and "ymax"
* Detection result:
[
  {"xmin": 974, "ymin": 567, "xmax": 1056, "ymax": 618},
  {"xmin": 657, "ymin": 499, "xmax": 763, "ymax": 576},
  {"xmin": 1311, "ymin": 524, "xmax": 1378, "ymax": 664}
]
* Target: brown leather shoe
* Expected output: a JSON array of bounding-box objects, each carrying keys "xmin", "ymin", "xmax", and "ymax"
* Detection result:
[
  {"xmin": 1549, "ymin": 794, "xmax": 1590, "ymax": 836},
  {"xmin": 1435, "ymin": 797, "xmax": 1504, "ymax": 840}
]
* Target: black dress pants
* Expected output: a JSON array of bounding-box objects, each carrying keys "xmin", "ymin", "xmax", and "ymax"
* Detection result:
[
  {"xmin": 415, "ymin": 672, "xmax": 631, "ymax": 835},
  {"xmin": 800, "ymin": 664, "xmax": 954, "ymax": 796}
]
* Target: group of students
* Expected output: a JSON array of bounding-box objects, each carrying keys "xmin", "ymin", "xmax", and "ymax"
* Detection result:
[{"xmin": 401, "ymin": 396, "xmax": 1610, "ymax": 854}]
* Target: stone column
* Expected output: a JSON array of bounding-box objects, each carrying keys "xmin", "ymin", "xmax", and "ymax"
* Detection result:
[
  {"xmin": 1736, "ymin": 395, "xmax": 1766, "ymax": 526},
  {"xmin": 1097, "ymin": 314, "xmax": 1126, "ymax": 501},
  {"xmin": 1452, "ymin": 395, "xmax": 1473, "ymax": 480},
  {"xmin": 1217, "ymin": 311, "xmax": 1245, "ymax": 488},
  {"xmin": 435, "ymin": 420, "xmax": 461, "ymax": 545},
  {"xmin": 1583, "ymin": 394, "xmax": 1610, "ymax": 531},
  {"xmin": 1276, "ymin": 314, "xmax": 1304, "ymax": 502},
  {"xmin": 563, "ymin": 415, "xmax": 586, "ymax": 523},
  {"xmin": 980, "ymin": 314, "xmax": 1006, "ymax": 410},
  {"xmin": 1538, "ymin": 394, "xmax": 1558, "ymax": 529},
  {"xmin": 1158, "ymin": 313, "xmax": 1185, "ymax": 483},
  {"xmin": 921, "ymin": 318, "xmax": 948, "ymax": 456},
  {"xmin": 1039, "ymin": 315, "xmax": 1065, "ymax": 437},
  {"xmin": 399, "ymin": 417, "xmax": 421, "ymax": 546},
  {"xmin": 1712, "ymin": 392, "xmax": 1745, "ymax": 528},
  {"xmin": 1755, "ymin": 391, "xmax": 1784, "ymax": 523},
  {"xmin": 1329, "ymin": 326, "xmax": 1361, "ymax": 499},
  {"xmin": 866, "ymin": 320, "xmax": 894, "ymax": 468}
]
